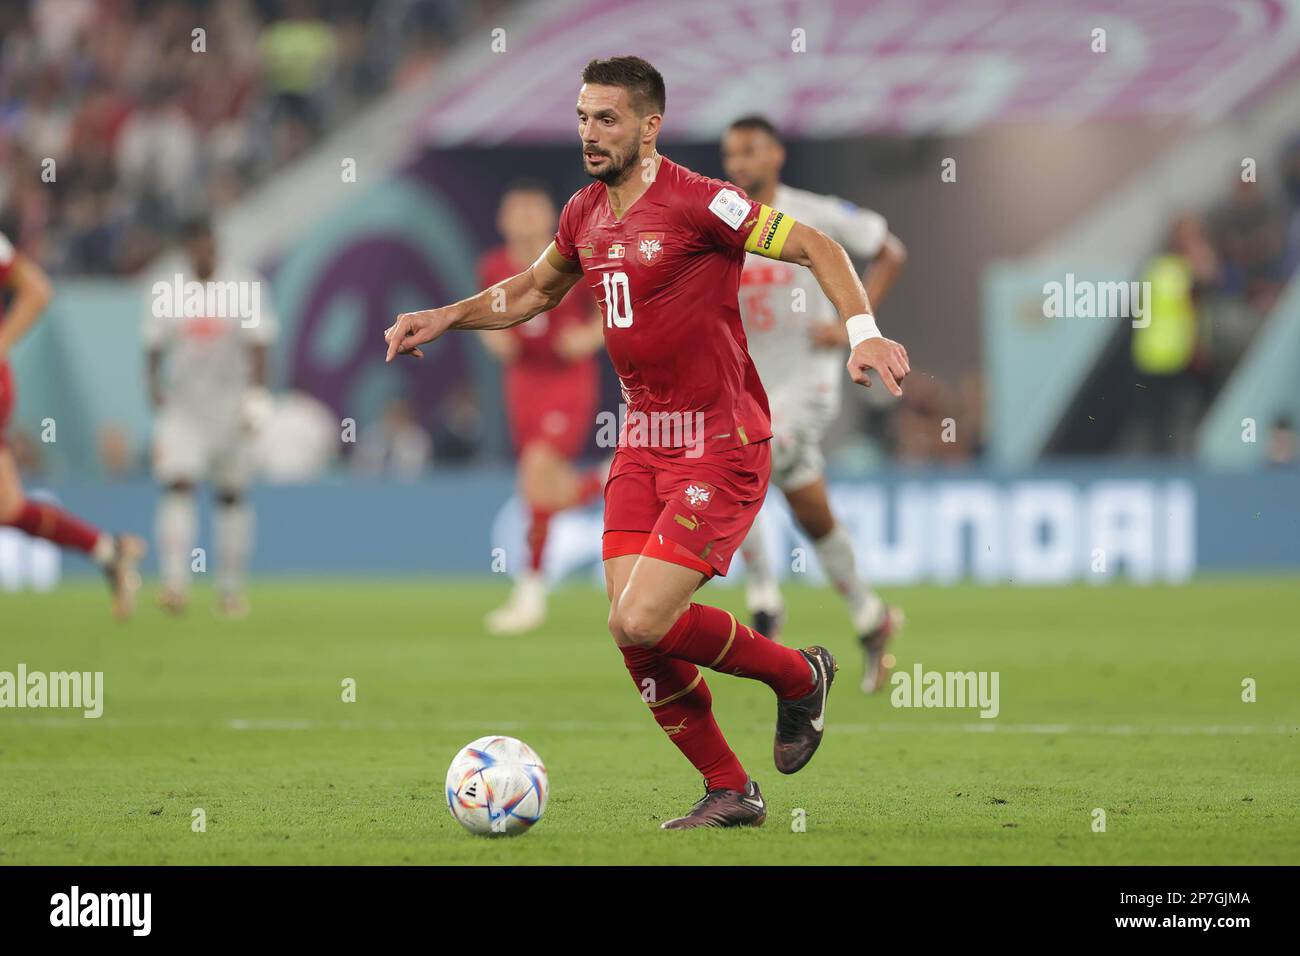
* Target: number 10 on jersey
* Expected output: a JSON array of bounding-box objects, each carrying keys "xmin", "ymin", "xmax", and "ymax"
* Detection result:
[{"xmin": 601, "ymin": 271, "xmax": 633, "ymax": 328}]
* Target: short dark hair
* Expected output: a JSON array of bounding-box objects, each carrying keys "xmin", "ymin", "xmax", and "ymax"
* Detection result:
[
  {"xmin": 728, "ymin": 115, "xmax": 782, "ymax": 144},
  {"xmin": 581, "ymin": 56, "xmax": 665, "ymax": 116}
]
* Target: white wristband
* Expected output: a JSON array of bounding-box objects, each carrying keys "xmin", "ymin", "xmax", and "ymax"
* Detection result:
[{"xmin": 845, "ymin": 313, "xmax": 881, "ymax": 348}]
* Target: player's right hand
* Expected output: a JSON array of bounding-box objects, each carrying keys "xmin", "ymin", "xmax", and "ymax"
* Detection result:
[
  {"xmin": 847, "ymin": 336, "xmax": 909, "ymax": 396},
  {"xmin": 384, "ymin": 310, "xmax": 445, "ymax": 362}
]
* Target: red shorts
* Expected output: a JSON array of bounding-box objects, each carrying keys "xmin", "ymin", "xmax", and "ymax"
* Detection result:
[
  {"xmin": 0, "ymin": 362, "xmax": 12, "ymax": 448},
  {"xmin": 504, "ymin": 363, "xmax": 597, "ymax": 459},
  {"xmin": 601, "ymin": 439, "xmax": 771, "ymax": 578}
]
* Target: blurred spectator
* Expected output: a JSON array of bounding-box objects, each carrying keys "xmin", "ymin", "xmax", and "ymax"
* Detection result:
[
  {"xmin": 1209, "ymin": 174, "xmax": 1288, "ymax": 313},
  {"xmin": 351, "ymin": 397, "xmax": 433, "ymax": 478},
  {"xmin": 97, "ymin": 422, "xmax": 139, "ymax": 479},
  {"xmin": 1131, "ymin": 215, "xmax": 1210, "ymax": 456},
  {"xmin": 894, "ymin": 374, "xmax": 963, "ymax": 465},
  {"xmin": 259, "ymin": 0, "xmax": 337, "ymax": 139},
  {"xmin": 1267, "ymin": 415, "xmax": 1296, "ymax": 468},
  {"xmin": 850, "ymin": 368, "xmax": 982, "ymax": 467},
  {"xmin": 432, "ymin": 380, "xmax": 485, "ymax": 464},
  {"xmin": 114, "ymin": 80, "xmax": 201, "ymax": 231},
  {"xmin": 0, "ymin": 0, "xmax": 520, "ymax": 278},
  {"xmin": 1282, "ymin": 136, "xmax": 1300, "ymax": 276}
]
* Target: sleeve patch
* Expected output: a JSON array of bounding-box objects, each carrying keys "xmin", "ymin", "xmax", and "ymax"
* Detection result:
[{"xmin": 708, "ymin": 188, "xmax": 750, "ymax": 230}]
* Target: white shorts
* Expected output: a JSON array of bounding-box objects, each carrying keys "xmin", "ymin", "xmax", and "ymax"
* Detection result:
[
  {"xmin": 153, "ymin": 407, "xmax": 255, "ymax": 491},
  {"xmin": 768, "ymin": 418, "xmax": 831, "ymax": 492}
]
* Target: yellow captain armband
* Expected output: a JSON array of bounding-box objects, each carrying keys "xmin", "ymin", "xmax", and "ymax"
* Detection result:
[{"xmin": 743, "ymin": 205, "xmax": 797, "ymax": 259}]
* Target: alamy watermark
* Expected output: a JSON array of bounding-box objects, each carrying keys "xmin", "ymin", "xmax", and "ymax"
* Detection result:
[
  {"xmin": 595, "ymin": 403, "xmax": 707, "ymax": 458},
  {"xmin": 50, "ymin": 886, "xmax": 150, "ymax": 936},
  {"xmin": 151, "ymin": 273, "xmax": 261, "ymax": 328},
  {"xmin": 1043, "ymin": 273, "xmax": 1151, "ymax": 328},
  {"xmin": 890, "ymin": 662, "xmax": 999, "ymax": 718},
  {"xmin": 0, "ymin": 663, "xmax": 103, "ymax": 718}
]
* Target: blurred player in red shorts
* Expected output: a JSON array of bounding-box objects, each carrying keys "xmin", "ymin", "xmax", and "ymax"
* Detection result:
[
  {"xmin": 386, "ymin": 58, "xmax": 909, "ymax": 829},
  {"xmin": 477, "ymin": 182, "xmax": 608, "ymax": 634},
  {"xmin": 0, "ymin": 231, "xmax": 145, "ymax": 617}
]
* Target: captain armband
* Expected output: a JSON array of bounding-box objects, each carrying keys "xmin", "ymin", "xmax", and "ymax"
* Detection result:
[{"xmin": 743, "ymin": 205, "xmax": 796, "ymax": 260}]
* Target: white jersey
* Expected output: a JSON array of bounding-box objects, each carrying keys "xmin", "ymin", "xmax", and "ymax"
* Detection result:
[
  {"xmin": 739, "ymin": 183, "xmax": 888, "ymax": 432},
  {"xmin": 142, "ymin": 262, "xmax": 278, "ymax": 420}
]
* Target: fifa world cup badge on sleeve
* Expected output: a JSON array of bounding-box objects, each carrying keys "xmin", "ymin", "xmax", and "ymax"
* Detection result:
[{"xmin": 708, "ymin": 188, "xmax": 750, "ymax": 230}]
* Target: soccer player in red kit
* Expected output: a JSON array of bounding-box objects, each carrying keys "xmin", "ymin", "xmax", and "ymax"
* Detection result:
[
  {"xmin": 386, "ymin": 57, "xmax": 909, "ymax": 828},
  {"xmin": 0, "ymin": 231, "xmax": 146, "ymax": 617},
  {"xmin": 477, "ymin": 182, "xmax": 607, "ymax": 634}
]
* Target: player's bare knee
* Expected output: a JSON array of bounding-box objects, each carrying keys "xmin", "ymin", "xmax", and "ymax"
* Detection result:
[
  {"xmin": 606, "ymin": 605, "xmax": 628, "ymax": 644},
  {"xmin": 613, "ymin": 598, "xmax": 670, "ymax": 648}
]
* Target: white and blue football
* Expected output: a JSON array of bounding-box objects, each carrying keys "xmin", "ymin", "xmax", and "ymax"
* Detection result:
[{"xmin": 445, "ymin": 735, "xmax": 549, "ymax": 836}]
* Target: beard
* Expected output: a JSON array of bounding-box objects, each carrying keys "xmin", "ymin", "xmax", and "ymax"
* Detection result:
[{"xmin": 582, "ymin": 142, "xmax": 640, "ymax": 185}]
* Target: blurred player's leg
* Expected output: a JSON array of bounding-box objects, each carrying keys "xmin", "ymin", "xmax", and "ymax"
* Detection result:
[
  {"xmin": 214, "ymin": 490, "xmax": 253, "ymax": 619},
  {"xmin": 0, "ymin": 445, "xmax": 144, "ymax": 618},
  {"xmin": 153, "ymin": 408, "xmax": 204, "ymax": 613},
  {"xmin": 155, "ymin": 483, "xmax": 197, "ymax": 612},
  {"xmin": 486, "ymin": 442, "xmax": 607, "ymax": 635},
  {"xmin": 738, "ymin": 509, "xmax": 784, "ymax": 642},
  {"xmin": 212, "ymin": 436, "xmax": 256, "ymax": 619},
  {"xmin": 785, "ymin": 477, "xmax": 902, "ymax": 694}
]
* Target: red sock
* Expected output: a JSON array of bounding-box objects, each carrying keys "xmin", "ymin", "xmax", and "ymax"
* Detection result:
[
  {"xmin": 526, "ymin": 507, "xmax": 551, "ymax": 572},
  {"xmin": 619, "ymin": 643, "xmax": 748, "ymax": 792},
  {"xmin": 656, "ymin": 603, "xmax": 815, "ymax": 700},
  {"xmin": 5, "ymin": 501, "xmax": 101, "ymax": 555}
]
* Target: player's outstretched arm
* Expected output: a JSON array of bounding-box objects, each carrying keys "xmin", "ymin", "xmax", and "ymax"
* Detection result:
[
  {"xmin": 764, "ymin": 219, "xmax": 910, "ymax": 396},
  {"xmin": 810, "ymin": 231, "xmax": 907, "ymax": 349},
  {"xmin": 384, "ymin": 245, "xmax": 583, "ymax": 362},
  {"xmin": 0, "ymin": 254, "xmax": 53, "ymax": 363}
]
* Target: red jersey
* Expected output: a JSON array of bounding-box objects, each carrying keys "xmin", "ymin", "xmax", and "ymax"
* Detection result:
[
  {"xmin": 553, "ymin": 157, "xmax": 771, "ymax": 454},
  {"xmin": 477, "ymin": 245, "xmax": 598, "ymax": 372}
]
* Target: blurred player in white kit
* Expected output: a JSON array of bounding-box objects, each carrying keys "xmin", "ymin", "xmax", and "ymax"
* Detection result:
[
  {"xmin": 722, "ymin": 116, "xmax": 908, "ymax": 693},
  {"xmin": 144, "ymin": 218, "xmax": 277, "ymax": 618}
]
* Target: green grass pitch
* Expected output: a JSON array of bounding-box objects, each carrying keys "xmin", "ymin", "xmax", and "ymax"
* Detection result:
[{"xmin": 1, "ymin": 578, "xmax": 1297, "ymax": 865}]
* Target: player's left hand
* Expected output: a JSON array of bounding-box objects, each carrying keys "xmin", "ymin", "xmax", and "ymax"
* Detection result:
[{"xmin": 848, "ymin": 337, "xmax": 909, "ymax": 396}]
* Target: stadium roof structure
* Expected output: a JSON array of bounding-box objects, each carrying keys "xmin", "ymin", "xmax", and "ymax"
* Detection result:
[{"xmin": 421, "ymin": 0, "xmax": 1300, "ymax": 143}]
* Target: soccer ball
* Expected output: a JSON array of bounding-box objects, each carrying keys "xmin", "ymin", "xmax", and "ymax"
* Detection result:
[{"xmin": 445, "ymin": 735, "xmax": 549, "ymax": 836}]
